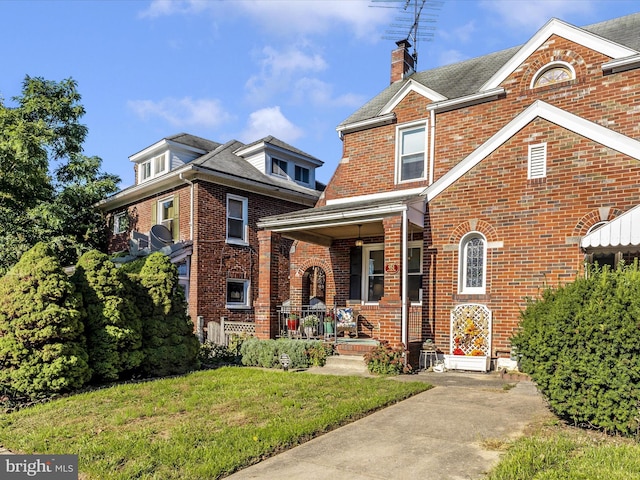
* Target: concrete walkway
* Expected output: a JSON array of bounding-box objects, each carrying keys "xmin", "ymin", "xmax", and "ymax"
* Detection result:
[{"xmin": 226, "ymin": 369, "xmax": 553, "ymax": 480}]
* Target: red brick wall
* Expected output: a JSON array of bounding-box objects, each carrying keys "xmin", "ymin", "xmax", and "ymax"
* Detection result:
[{"xmin": 294, "ymin": 35, "xmax": 640, "ymax": 358}]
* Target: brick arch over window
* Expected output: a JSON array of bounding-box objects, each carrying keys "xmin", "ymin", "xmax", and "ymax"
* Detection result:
[
  {"xmin": 572, "ymin": 208, "xmax": 624, "ymax": 237},
  {"xmin": 449, "ymin": 219, "xmax": 499, "ymax": 245},
  {"xmin": 291, "ymin": 257, "xmax": 336, "ymax": 306},
  {"xmin": 519, "ymin": 48, "xmax": 585, "ymax": 91}
]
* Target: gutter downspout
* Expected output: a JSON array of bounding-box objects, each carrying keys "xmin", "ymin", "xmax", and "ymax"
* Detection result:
[
  {"xmin": 179, "ymin": 172, "xmax": 194, "ymax": 240},
  {"xmin": 401, "ymin": 208, "xmax": 408, "ymax": 349},
  {"xmin": 429, "ymin": 109, "xmax": 435, "ymax": 185}
]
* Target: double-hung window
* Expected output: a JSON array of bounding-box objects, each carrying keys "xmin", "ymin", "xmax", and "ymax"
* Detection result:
[
  {"xmin": 459, "ymin": 233, "xmax": 486, "ymax": 294},
  {"xmin": 272, "ymin": 158, "xmax": 288, "ymax": 177},
  {"xmin": 364, "ymin": 245, "xmax": 384, "ymax": 302},
  {"xmin": 157, "ymin": 197, "xmax": 175, "ymax": 235},
  {"xmin": 139, "ymin": 153, "xmax": 168, "ymax": 183},
  {"xmin": 113, "ymin": 211, "xmax": 129, "ymax": 234},
  {"xmin": 397, "ymin": 123, "xmax": 426, "ymax": 183},
  {"xmin": 227, "ymin": 194, "xmax": 248, "ymax": 244},
  {"xmin": 295, "ymin": 165, "xmax": 310, "ymax": 184},
  {"xmin": 226, "ymin": 279, "xmax": 250, "ymax": 308},
  {"xmin": 407, "ymin": 244, "xmax": 423, "ymax": 303}
]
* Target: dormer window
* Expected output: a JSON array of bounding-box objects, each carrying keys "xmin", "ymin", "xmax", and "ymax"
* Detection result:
[
  {"xmin": 138, "ymin": 152, "xmax": 169, "ymax": 183},
  {"xmin": 295, "ymin": 165, "xmax": 310, "ymax": 184},
  {"xmin": 532, "ymin": 62, "xmax": 575, "ymax": 88},
  {"xmin": 272, "ymin": 158, "xmax": 288, "ymax": 177}
]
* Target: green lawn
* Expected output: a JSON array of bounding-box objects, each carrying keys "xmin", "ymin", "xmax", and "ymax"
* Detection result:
[
  {"xmin": 486, "ymin": 419, "xmax": 640, "ymax": 480},
  {"xmin": 0, "ymin": 367, "xmax": 430, "ymax": 479}
]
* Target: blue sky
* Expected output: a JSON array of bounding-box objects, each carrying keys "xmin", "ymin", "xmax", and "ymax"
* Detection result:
[{"xmin": 1, "ymin": 0, "xmax": 638, "ymax": 188}]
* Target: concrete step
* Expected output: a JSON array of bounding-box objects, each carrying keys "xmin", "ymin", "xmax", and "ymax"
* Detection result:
[{"xmin": 324, "ymin": 354, "xmax": 369, "ymax": 373}]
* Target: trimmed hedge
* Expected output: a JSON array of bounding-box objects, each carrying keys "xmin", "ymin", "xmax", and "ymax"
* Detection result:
[
  {"xmin": 512, "ymin": 263, "xmax": 640, "ymax": 437},
  {"xmin": 240, "ymin": 338, "xmax": 332, "ymax": 369}
]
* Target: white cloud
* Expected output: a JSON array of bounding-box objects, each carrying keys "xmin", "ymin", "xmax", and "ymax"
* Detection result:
[
  {"xmin": 291, "ymin": 77, "xmax": 366, "ymax": 108},
  {"xmin": 435, "ymin": 49, "xmax": 471, "ymax": 68},
  {"xmin": 245, "ymin": 45, "xmax": 328, "ymax": 104},
  {"xmin": 140, "ymin": 0, "xmax": 389, "ymax": 40},
  {"xmin": 127, "ymin": 97, "xmax": 233, "ymax": 128},
  {"xmin": 480, "ymin": 0, "xmax": 596, "ymax": 29},
  {"xmin": 240, "ymin": 106, "xmax": 303, "ymax": 143}
]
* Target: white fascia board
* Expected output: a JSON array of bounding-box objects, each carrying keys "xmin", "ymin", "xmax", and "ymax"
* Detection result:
[
  {"xmin": 326, "ymin": 187, "xmax": 424, "ymax": 206},
  {"xmin": 602, "ymin": 54, "xmax": 640, "ymax": 73},
  {"xmin": 481, "ymin": 18, "xmax": 638, "ymax": 91},
  {"xmin": 422, "ymin": 100, "xmax": 640, "ymax": 202},
  {"xmin": 380, "ymin": 79, "xmax": 448, "ymax": 115},
  {"xmin": 427, "ymin": 88, "xmax": 505, "ymax": 113},
  {"xmin": 259, "ymin": 203, "xmax": 409, "ymax": 231},
  {"xmin": 336, "ymin": 113, "xmax": 396, "ymax": 136}
]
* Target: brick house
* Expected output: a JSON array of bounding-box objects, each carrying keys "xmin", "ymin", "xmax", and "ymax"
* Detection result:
[
  {"xmin": 99, "ymin": 133, "xmax": 323, "ymax": 339},
  {"xmin": 256, "ymin": 13, "xmax": 640, "ymax": 369}
]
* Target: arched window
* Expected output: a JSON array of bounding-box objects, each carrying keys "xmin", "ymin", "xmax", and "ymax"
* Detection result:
[
  {"xmin": 459, "ymin": 233, "xmax": 486, "ymax": 294},
  {"xmin": 531, "ymin": 62, "xmax": 575, "ymax": 88}
]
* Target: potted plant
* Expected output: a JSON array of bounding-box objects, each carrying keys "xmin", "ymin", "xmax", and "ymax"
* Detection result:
[
  {"xmin": 323, "ymin": 313, "xmax": 335, "ymax": 337},
  {"xmin": 287, "ymin": 313, "xmax": 299, "ymax": 332},
  {"xmin": 301, "ymin": 314, "xmax": 320, "ymax": 339}
]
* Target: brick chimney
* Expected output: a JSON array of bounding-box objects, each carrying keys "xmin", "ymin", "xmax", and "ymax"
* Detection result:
[{"xmin": 390, "ymin": 39, "xmax": 415, "ymax": 84}]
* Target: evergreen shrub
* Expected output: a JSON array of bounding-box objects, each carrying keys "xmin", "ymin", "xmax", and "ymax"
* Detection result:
[
  {"xmin": 512, "ymin": 264, "xmax": 640, "ymax": 437},
  {"xmin": 137, "ymin": 253, "xmax": 200, "ymax": 377},
  {"xmin": 72, "ymin": 250, "xmax": 143, "ymax": 381},
  {"xmin": 0, "ymin": 243, "xmax": 91, "ymax": 398}
]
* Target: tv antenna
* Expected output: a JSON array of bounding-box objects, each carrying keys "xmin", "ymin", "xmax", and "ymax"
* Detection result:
[{"xmin": 371, "ymin": 0, "xmax": 443, "ymax": 70}]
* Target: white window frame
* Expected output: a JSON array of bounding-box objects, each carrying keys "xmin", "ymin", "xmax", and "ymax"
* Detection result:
[
  {"xmin": 226, "ymin": 278, "xmax": 251, "ymax": 309},
  {"xmin": 528, "ymin": 143, "xmax": 547, "ymax": 179},
  {"xmin": 363, "ymin": 243, "xmax": 385, "ymax": 304},
  {"xmin": 140, "ymin": 161, "xmax": 152, "ymax": 182},
  {"xmin": 395, "ymin": 121, "xmax": 427, "ymax": 184},
  {"xmin": 407, "ymin": 241, "xmax": 423, "ymax": 304},
  {"xmin": 157, "ymin": 196, "xmax": 175, "ymax": 234},
  {"xmin": 113, "ymin": 211, "xmax": 128, "ymax": 234},
  {"xmin": 138, "ymin": 153, "xmax": 169, "ymax": 184},
  {"xmin": 271, "ymin": 158, "xmax": 288, "ymax": 178},
  {"xmin": 459, "ymin": 232, "xmax": 487, "ymax": 295},
  {"xmin": 226, "ymin": 194, "xmax": 248, "ymax": 245},
  {"xmin": 295, "ymin": 165, "xmax": 310, "ymax": 185}
]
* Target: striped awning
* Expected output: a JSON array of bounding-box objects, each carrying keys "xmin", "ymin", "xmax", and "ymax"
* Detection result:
[{"xmin": 581, "ymin": 204, "xmax": 640, "ymax": 250}]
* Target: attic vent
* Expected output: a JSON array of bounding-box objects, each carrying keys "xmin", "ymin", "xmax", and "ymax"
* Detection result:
[{"xmin": 528, "ymin": 143, "xmax": 547, "ymax": 179}]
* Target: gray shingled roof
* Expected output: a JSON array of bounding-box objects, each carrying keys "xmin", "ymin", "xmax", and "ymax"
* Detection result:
[
  {"xmin": 165, "ymin": 133, "xmax": 221, "ymax": 152},
  {"xmin": 239, "ymin": 135, "xmax": 323, "ymax": 164},
  {"xmin": 338, "ymin": 12, "xmax": 640, "ymax": 128},
  {"xmin": 189, "ymin": 139, "xmax": 324, "ymax": 196}
]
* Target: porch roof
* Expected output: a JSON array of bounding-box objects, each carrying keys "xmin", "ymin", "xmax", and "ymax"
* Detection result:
[
  {"xmin": 257, "ymin": 193, "xmax": 425, "ymax": 246},
  {"xmin": 581, "ymin": 204, "xmax": 640, "ymax": 251}
]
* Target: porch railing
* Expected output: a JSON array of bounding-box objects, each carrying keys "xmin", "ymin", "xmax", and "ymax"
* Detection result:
[{"xmin": 277, "ymin": 305, "xmax": 337, "ymax": 341}]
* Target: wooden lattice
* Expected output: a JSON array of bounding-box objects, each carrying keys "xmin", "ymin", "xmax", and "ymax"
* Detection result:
[{"xmin": 450, "ymin": 304, "xmax": 491, "ymax": 356}]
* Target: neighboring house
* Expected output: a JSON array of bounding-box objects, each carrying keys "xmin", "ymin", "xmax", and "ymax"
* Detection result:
[
  {"xmin": 256, "ymin": 13, "xmax": 640, "ymax": 369},
  {"xmin": 99, "ymin": 133, "xmax": 323, "ymax": 339}
]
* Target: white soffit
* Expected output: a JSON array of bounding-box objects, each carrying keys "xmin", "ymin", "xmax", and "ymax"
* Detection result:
[
  {"xmin": 421, "ymin": 100, "xmax": 640, "ymax": 202},
  {"xmin": 481, "ymin": 18, "xmax": 638, "ymax": 91},
  {"xmin": 581, "ymin": 204, "xmax": 640, "ymax": 249},
  {"xmin": 379, "ymin": 79, "xmax": 447, "ymax": 115}
]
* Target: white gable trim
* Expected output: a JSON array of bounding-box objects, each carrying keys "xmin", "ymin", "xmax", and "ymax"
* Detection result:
[
  {"xmin": 481, "ymin": 18, "xmax": 638, "ymax": 91},
  {"xmin": 422, "ymin": 100, "xmax": 640, "ymax": 202},
  {"xmin": 380, "ymin": 79, "xmax": 447, "ymax": 115}
]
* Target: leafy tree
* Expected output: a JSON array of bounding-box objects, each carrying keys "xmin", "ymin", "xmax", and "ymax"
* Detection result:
[
  {"xmin": 72, "ymin": 250, "xmax": 143, "ymax": 382},
  {"xmin": 137, "ymin": 253, "xmax": 200, "ymax": 377},
  {"xmin": 0, "ymin": 76, "xmax": 119, "ymax": 273},
  {"xmin": 0, "ymin": 242, "xmax": 91, "ymax": 398}
]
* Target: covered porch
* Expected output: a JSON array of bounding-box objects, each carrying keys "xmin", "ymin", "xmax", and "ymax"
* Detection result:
[{"xmin": 255, "ymin": 192, "xmax": 427, "ymax": 358}]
